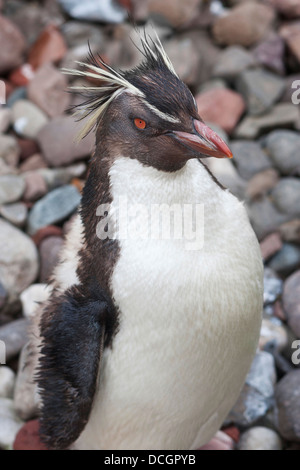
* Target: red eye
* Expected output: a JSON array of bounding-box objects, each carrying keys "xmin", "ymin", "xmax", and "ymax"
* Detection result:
[{"xmin": 134, "ymin": 118, "xmax": 146, "ymax": 130}]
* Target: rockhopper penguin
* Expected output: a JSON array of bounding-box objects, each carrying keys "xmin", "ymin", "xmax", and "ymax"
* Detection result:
[{"xmin": 34, "ymin": 33, "xmax": 264, "ymax": 450}]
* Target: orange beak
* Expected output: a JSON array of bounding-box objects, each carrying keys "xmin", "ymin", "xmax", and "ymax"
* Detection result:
[{"xmin": 173, "ymin": 120, "xmax": 233, "ymax": 159}]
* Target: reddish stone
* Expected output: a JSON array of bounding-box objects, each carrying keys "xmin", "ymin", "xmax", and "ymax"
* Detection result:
[
  {"xmin": 28, "ymin": 25, "xmax": 67, "ymax": 70},
  {"xmin": 260, "ymin": 232, "xmax": 283, "ymax": 260},
  {"xmin": 274, "ymin": 300, "xmax": 286, "ymax": 322},
  {"xmin": 19, "ymin": 154, "xmax": 48, "ymax": 172},
  {"xmin": 0, "ymin": 15, "xmax": 26, "ymax": 74},
  {"xmin": 32, "ymin": 225, "xmax": 63, "ymax": 247},
  {"xmin": 199, "ymin": 431, "xmax": 235, "ymax": 450},
  {"xmin": 18, "ymin": 138, "xmax": 40, "ymax": 161},
  {"xmin": 39, "ymin": 235, "xmax": 64, "ymax": 283},
  {"xmin": 280, "ymin": 22, "xmax": 300, "ymax": 64},
  {"xmin": 268, "ymin": 0, "xmax": 300, "ymax": 18},
  {"xmin": 222, "ymin": 426, "xmax": 241, "ymax": 444},
  {"xmin": 23, "ymin": 171, "xmax": 48, "ymax": 202},
  {"xmin": 9, "ymin": 64, "xmax": 35, "ymax": 87},
  {"xmin": 117, "ymin": 0, "xmax": 132, "ymax": 9},
  {"xmin": 195, "ymin": 88, "xmax": 245, "ymax": 135},
  {"xmin": 14, "ymin": 420, "xmax": 48, "ymax": 451}
]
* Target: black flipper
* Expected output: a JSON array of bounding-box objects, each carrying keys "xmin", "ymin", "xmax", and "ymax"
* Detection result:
[{"xmin": 37, "ymin": 284, "xmax": 116, "ymax": 450}]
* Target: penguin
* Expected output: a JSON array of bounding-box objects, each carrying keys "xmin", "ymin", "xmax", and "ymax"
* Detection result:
[{"xmin": 33, "ymin": 33, "xmax": 264, "ymax": 450}]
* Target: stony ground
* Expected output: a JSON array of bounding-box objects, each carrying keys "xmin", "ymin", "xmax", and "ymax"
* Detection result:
[{"xmin": 0, "ymin": 0, "xmax": 300, "ymax": 451}]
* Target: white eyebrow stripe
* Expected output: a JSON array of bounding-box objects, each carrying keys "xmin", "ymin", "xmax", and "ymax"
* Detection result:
[{"xmin": 142, "ymin": 100, "xmax": 181, "ymax": 124}]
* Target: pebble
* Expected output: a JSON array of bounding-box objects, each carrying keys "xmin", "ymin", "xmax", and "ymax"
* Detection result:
[
  {"xmin": 18, "ymin": 138, "xmax": 40, "ymax": 161},
  {"xmin": 283, "ymin": 270, "xmax": 300, "ymax": 338},
  {"xmin": 260, "ymin": 233, "xmax": 283, "ymax": 261},
  {"xmin": 37, "ymin": 115, "xmax": 95, "ymax": 167},
  {"xmin": 248, "ymin": 197, "xmax": 291, "ymax": 241},
  {"xmin": 206, "ymin": 157, "xmax": 247, "ymax": 200},
  {"xmin": 20, "ymin": 283, "xmax": 52, "ymax": 319},
  {"xmin": 6, "ymin": 87, "xmax": 27, "ymax": 109},
  {"xmin": 39, "ymin": 163, "xmax": 87, "ymax": 190},
  {"xmin": 212, "ymin": 46, "xmax": 256, "ymax": 80},
  {"xmin": 23, "ymin": 171, "xmax": 48, "ymax": 202},
  {"xmin": 0, "ymin": 202, "xmax": 28, "ymax": 228},
  {"xmin": 58, "ymin": 0, "xmax": 127, "ymax": 24},
  {"xmin": 32, "ymin": 225, "xmax": 64, "ymax": 247},
  {"xmin": 269, "ymin": 0, "xmax": 300, "ymax": 18},
  {"xmin": 0, "ymin": 367, "xmax": 15, "ymax": 399},
  {"xmin": 259, "ymin": 318, "xmax": 289, "ymax": 354},
  {"xmin": 28, "ymin": 24, "xmax": 67, "ymax": 69},
  {"xmin": 280, "ymin": 21, "xmax": 300, "ymax": 65},
  {"xmin": 0, "ymin": 398, "xmax": 23, "ymax": 449},
  {"xmin": 279, "ymin": 219, "xmax": 300, "ymax": 244},
  {"xmin": 212, "ymin": 2, "xmax": 275, "ymax": 47},
  {"xmin": 0, "ymin": 319, "xmax": 29, "ymax": 362},
  {"xmin": 246, "ymin": 169, "xmax": 280, "ymax": 201},
  {"xmin": 0, "ymin": 282, "xmax": 7, "ymax": 310},
  {"xmin": 227, "ymin": 351, "xmax": 276, "ymax": 427},
  {"xmin": 264, "ymin": 130, "xmax": 300, "ymax": 176},
  {"xmin": 0, "ymin": 15, "xmax": 26, "ymax": 74},
  {"xmin": 13, "ymin": 420, "xmax": 48, "ymax": 450},
  {"xmin": 0, "ymin": 134, "xmax": 20, "ymax": 168},
  {"xmin": 0, "ymin": 108, "xmax": 12, "ymax": 134},
  {"xmin": 0, "ymin": 219, "xmax": 39, "ymax": 296},
  {"xmin": 196, "ymin": 88, "xmax": 245, "ymax": 135},
  {"xmin": 199, "ymin": 431, "xmax": 234, "ymax": 451},
  {"xmin": 230, "ymin": 141, "xmax": 272, "ymax": 180},
  {"xmin": 19, "ymin": 154, "xmax": 48, "ymax": 173},
  {"xmin": 164, "ymin": 36, "xmax": 202, "ymax": 87},
  {"xmin": 274, "ymin": 370, "xmax": 300, "ymax": 442},
  {"xmin": 39, "ymin": 236, "xmax": 64, "ymax": 283},
  {"xmin": 268, "ymin": 243, "xmax": 300, "ymax": 277},
  {"xmin": 0, "ymin": 175, "xmax": 25, "ymax": 205},
  {"xmin": 27, "ymin": 63, "xmax": 70, "ymax": 118},
  {"xmin": 11, "ymin": 99, "xmax": 48, "ymax": 140},
  {"xmin": 271, "ymin": 178, "xmax": 300, "ymax": 217},
  {"xmin": 27, "ymin": 185, "xmax": 81, "ymax": 235},
  {"xmin": 253, "ymin": 33, "xmax": 286, "ymax": 76},
  {"xmin": 236, "ymin": 69, "xmax": 285, "ymax": 116},
  {"xmin": 238, "ymin": 427, "xmax": 283, "ymax": 451}
]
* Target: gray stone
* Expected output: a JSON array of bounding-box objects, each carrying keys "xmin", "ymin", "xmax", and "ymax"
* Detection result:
[
  {"xmin": 271, "ymin": 178, "xmax": 300, "ymax": 217},
  {"xmin": 0, "ymin": 398, "xmax": 23, "ymax": 449},
  {"xmin": 259, "ymin": 318, "xmax": 289, "ymax": 353},
  {"xmin": 268, "ymin": 243, "xmax": 300, "ymax": 277},
  {"xmin": 238, "ymin": 427, "xmax": 283, "ymax": 450},
  {"xmin": 0, "ymin": 134, "xmax": 20, "ymax": 168},
  {"xmin": 264, "ymin": 130, "xmax": 300, "ymax": 175},
  {"xmin": 230, "ymin": 141, "xmax": 272, "ymax": 180},
  {"xmin": 228, "ymin": 351, "xmax": 276, "ymax": 427},
  {"xmin": 236, "ymin": 69, "xmax": 285, "ymax": 116},
  {"xmin": 0, "ymin": 219, "xmax": 39, "ymax": 296},
  {"xmin": 0, "ymin": 367, "xmax": 15, "ymax": 399},
  {"xmin": 58, "ymin": 0, "xmax": 126, "ymax": 23},
  {"xmin": 0, "ymin": 15, "xmax": 26, "ymax": 74},
  {"xmin": 27, "ymin": 185, "xmax": 81, "ymax": 235},
  {"xmin": 0, "ymin": 202, "xmax": 27, "ymax": 228},
  {"xmin": 263, "ymin": 268, "xmax": 283, "ymax": 306},
  {"xmin": 274, "ymin": 370, "xmax": 300, "ymax": 442},
  {"xmin": 279, "ymin": 219, "xmax": 300, "ymax": 244},
  {"xmin": 253, "ymin": 33, "xmax": 285, "ymax": 76},
  {"xmin": 39, "ymin": 163, "xmax": 87, "ymax": 190},
  {"xmin": 283, "ymin": 270, "xmax": 300, "ymax": 338},
  {"xmin": 0, "ymin": 175, "xmax": 25, "ymax": 205},
  {"xmin": 0, "ymin": 281, "xmax": 7, "ymax": 310},
  {"xmin": 11, "ymin": 100, "xmax": 48, "ymax": 140},
  {"xmin": 205, "ymin": 157, "xmax": 247, "ymax": 200},
  {"xmin": 248, "ymin": 198, "xmax": 291, "ymax": 241},
  {"xmin": 0, "ymin": 319, "xmax": 29, "ymax": 362},
  {"xmin": 212, "ymin": 46, "xmax": 257, "ymax": 79},
  {"xmin": 0, "ymin": 108, "xmax": 12, "ymax": 134},
  {"xmin": 6, "ymin": 87, "xmax": 27, "ymax": 108},
  {"xmin": 246, "ymin": 169, "xmax": 280, "ymax": 201},
  {"xmin": 234, "ymin": 103, "xmax": 300, "ymax": 139}
]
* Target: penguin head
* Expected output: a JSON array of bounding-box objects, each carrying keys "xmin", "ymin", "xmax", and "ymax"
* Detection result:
[{"xmin": 65, "ymin": 33, "xmax": 232, "ymax": 172}]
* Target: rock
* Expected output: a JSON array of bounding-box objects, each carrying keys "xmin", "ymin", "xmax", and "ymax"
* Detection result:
[
  {"xmin": 234, "ymin": 103, "xmax": 300, "ymax": 139},
  {"xmin": 27, "ymin": 63, "xmax": 70, "ymax": 118},
  {"xmin": 0, "ymin": 319, "xmax": 29, "ymax": 362},
  {"xmin": 11, "ymin": 100, "xmax": 48, "ymax": 140},
  {"xmin": 199, "ymin": 431, "xmax": 235, "ymax": 451},
  {"xmin": 164, "ymin": 36, "xmax": 201, "ymax": 87},
  {"xmin": 227, "ymin": 351, "xmax": 276, "ymax": 427},
  {"xmin": 253, "ymin": 33, "xmax": 285, "ymax": 76},
  {"xmin": 19, "ymin": 154, "xmax": 47, "ymax": 173},
  {"xmin": 28, "ymin": 24, "xmax": 67, "ymax": 69},
  {"xmin": 269, "ymin": 0, "xmax": 300, "ymax": 18},
  {"xmin": 230, "ymin": 141, "xmax": 272, "ymax": 180},
  {"xmin": 0, "ymin": 15, "xmax": 26, "ymax": 74},
  {"xmin": 18, "ymin": 138, "xmax": 40, "ymax": 162},
  {"xmin": 40, "ymin": 163, "xmax": 87, "ymax": 190},
  {"xmin": 37, "ymin": 115, "xmax": 95, "ymax": 167},
  {"xmin": 238, "ymin": 427, "xmax": 283, "ymax": 451},
  {"xmin": 0, "ymin": 398, "xmax": 23, "ymax": 449},
  {"xmin": 0, "ymin": 108, "xmax": 12, "ymax": 134},
  {"xmin": 268, "ymin": 243, "xmax": 300, "ymax": 277},
  {"xmin": 0, "ymin": 175, "xmax": 25, "ymax": 205},
  {"xmin": 32, "ymin": 225, "xmax": 64, "ymax": 247},
  {"xmin": 198, "ymin": 79, "xmax": 227, "ymax": 94},
  {"xmin": 9, "ymin": 64, "xmax": 35, "ymax": 87},
  {"xmin": 23, "ymin": 171, "xmax": 48, "ymax": 202},
  {"xmin": 0, "ymin": 134, "xmax": 20, "ymax": 167},
  {"xmin": 236, "ymin": 69, "xmax": 285, "ymax": 116},
  {"xmin": 280, "ymin": 21, "xmax": 300, "ymax": 65},
  {"xmin": 259, "ymin": 318, "xmax": 289, "ymax": 353},
  {"xmin": 212, "ymin": 3, "xmax": 275, "ymax": 47},
  {"xmin": 0, "ymin": 282, "xmax": 7, "ymax": 310},
  {"xmin": 0, "ymin": 367, "xmax": 15, "ymax": 399},
  {"xmin": 260, "ymin": 233, "xmax": 283, "ymax": 261},
  {"xmin": 0, "ymin": 203, "xmax": 28, "ymax": 228},
  {"xmin": 14, "ymin": 344, "xmax": 40, "ymax": 421},
  {"xmin": 271, "ymin": 178, "xmax": 300, "ymax": 217},
  {"xmin": 27, "ymin": 185, "xmax": 81, "ymax": 235},
  {"xmin": 0, "ymin": 219, "xmax": 39, "ymax": 296},
  {"xmin": 248, "ymin": 198, "xmax": 292, "ymax": 241},
  {"xmin": 61, "ymin": 21, "xmax": 107, "ymax": 49},
  {"xmin": 196, "ymin": 88, "xmax": 245, "ymax": 135},
  {"xmin": 146, "ymin": 0, "xmax": 201, "ymax": 28},
  {"xmin": 279, "ymin": 219, "xmax": 300, "ymax": 244},
  {"xmin": 274, "ymin": 370, "xmax": 300, "ymax": 442},
  {"xmin": 246, "ymin": 169, "xmax": 280, "ymax": 200},
  {"xmin": 58, "ymin": 0, "xmax": 127, "ymax": 23},
  {"xmin": 39, "ymin": 236, "xmax": 64, "ymax": 283},
  {"xmin": 212, "ymin": 46, "xmax": 257, "ymax": 79},
  {"xmin": 283, "ymin": 270, "xmax": 300, "ymax": 338},
  {"xmin": 222, "ymin": 426, "xmax": 240, "ymax": 444},
  {"xmin": 264, "ymin": 130, "xmax": 300, "ymax": 176},
  {"xmin": 13, "ymin": 420, "xmax": 48, "ymax": 450},
  {"xmin": 263, "ymin": 267, "xmax": 283, "ymax": 306},
  {"xmin": 205, "ymin": 157, "xmax": 247, "ymax": 200},
  {"xmin": 20, "ymin": 284, "xmax": 52, "ymax": 319}
]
